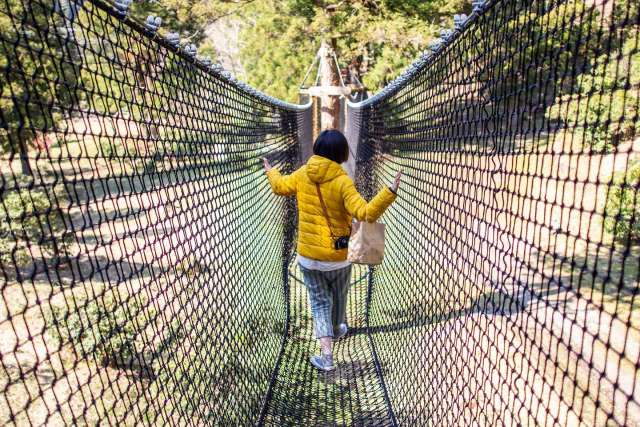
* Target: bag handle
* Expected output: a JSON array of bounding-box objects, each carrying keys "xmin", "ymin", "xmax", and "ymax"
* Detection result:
[{"xmin": 315, "ymin": 183, "xmax": 338, "ymax": 238}]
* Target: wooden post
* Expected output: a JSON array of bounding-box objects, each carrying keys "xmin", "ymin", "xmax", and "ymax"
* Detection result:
[{"xmin": 318, "ymin": 40, "xmax": 341, "ymax": 130}]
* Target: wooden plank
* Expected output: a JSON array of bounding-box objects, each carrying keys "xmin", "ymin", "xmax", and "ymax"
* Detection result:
[{"xmin": 306, "ymin": 86, "xmax": 352, "ymax": 97}]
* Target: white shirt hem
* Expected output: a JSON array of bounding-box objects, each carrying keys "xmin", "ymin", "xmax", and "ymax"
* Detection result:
[{"xmin": 296, "ymin": 254, "xmax": 351, "ymax": 271}]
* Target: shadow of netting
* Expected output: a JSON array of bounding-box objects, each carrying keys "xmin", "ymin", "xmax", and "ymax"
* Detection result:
[
  {"xmin": 365, "ymin": 153, "xmax": 640, "ymax": 425},
  {"xmin": 353, "ymin": 0, "xmax": 640, "ymax": 425},
  {"xmin": 262, "ymin": 258, "xmax": 394, "ymax": 426},
  {"xmin": 0, "ymin": 0, "xmax": 299, "ymax": 424}
]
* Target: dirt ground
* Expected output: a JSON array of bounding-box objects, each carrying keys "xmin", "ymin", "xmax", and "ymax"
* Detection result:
[
  {"xmin": 1, "ymin": 129, "xmax": 639, "ymax": 425},
  {"xmin": 368, "ymin": 135, "xmax": 640, "ymax": 426}
]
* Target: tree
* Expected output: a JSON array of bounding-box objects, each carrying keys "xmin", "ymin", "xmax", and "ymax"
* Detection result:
[
  {"xmin": 130, "ymin": 0, "xmax": 260, "ymax": 57},
  {"xmin": 0, "ymin": 0, "xmax": 79, "ymax": 175},
  {"xmin": 239, "ymin": 0, "xmax": 471, "ymax": 102}
]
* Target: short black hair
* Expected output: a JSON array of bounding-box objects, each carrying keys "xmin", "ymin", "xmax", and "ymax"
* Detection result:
[{"xmin": 313, "ymin": 129, "xmax": 349, "ymax": 164}]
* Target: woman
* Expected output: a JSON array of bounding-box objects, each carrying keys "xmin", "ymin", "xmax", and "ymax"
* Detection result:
[{"xmin": 263, "ymin": 129, "xmax": 400, "ymax": 372}]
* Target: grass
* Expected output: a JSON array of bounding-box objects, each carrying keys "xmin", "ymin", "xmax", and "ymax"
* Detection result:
[
  {"xmin": 364, "ymin": 139, "xmax": 640, "ymax": 425},
  {"xmin": 262, "ymin": 262, "xmax": 393, "ymax": 426},
  {"xmin": 46, "ymin": 286, "xmax": 155, "ymax": 369},
  {"xmin": 0, "ymin": 124, "xmax": 292, "ymax": 425},
  {"xmin": 1, "ymin": 113, "xmax": 638, "ymax": 425}
]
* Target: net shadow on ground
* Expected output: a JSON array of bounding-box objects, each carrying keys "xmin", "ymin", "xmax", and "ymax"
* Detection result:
[{"xmin": 261, "ymin": 261, "xmax": 395, "ymax": 426}]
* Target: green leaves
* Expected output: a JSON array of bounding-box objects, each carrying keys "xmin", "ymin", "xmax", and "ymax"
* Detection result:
[
  {"xmin": 0, "ymin": 0, "xmax": 471, "ymax": 108},
  {"xmin": 0, "ymin": 178, "xmax": 71, "ymax": 268},
  {"xmin": 606, "ymin": 161, "xmax": 640, "ymax": 243},
  {"xmin": 545, "ymin": 28, "xmax": 639, "ymax": 153},
  {"xmin": 238, "ymin": 0, "xmax": 472, "ymax": 101},
  {"xmin": 0, "ymin": 1, "xmax": 77, "ymax": 155}
]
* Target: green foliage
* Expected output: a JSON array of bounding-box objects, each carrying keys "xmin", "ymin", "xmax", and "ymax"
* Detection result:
[
  {"xmin": 98, "ymin": 138, "xmax": 128, "ymax": 158},
  {"xmin": 142, "ymin": 307, "xmax": 283, "ymax": 423},
  {"xmin": 612, "ymin": 0, "xmax": 639, "ymax": 28},
  {"xmin": 545, "ymin": 25, "xmax": 639, "ymax": 152},
  {"xmin": 240, "ymin": 0, "xmax": 471, "ymax": 102},
  {"xmin": 0, "ymin": 177, "xmax": 71, "ymax": 267},
  {"xmin": 547, "ymin": 88, "xmax": 638, "ymax": 153},
  {"xmin": 0, "ymin": 0, "xmax": 78, "ymax": 169},
  {"xmin": 485, "ymin": 1, "xmax": 600, "ymax": 101},
  {"xmin": 239, "ymin": 2, "xmax": 316, "ymax": 102},
  {"xmin": 0, "ymin": 0, "xmax": 235, "ymax": 170},
  {"xmin": 605, "ymin": 161, "xmax": 640, "ymax": 244},
  {"xmin": 130, "ymin": 1, "xmax": 205, "ymax": 43},
  {"xmin": 47, "ymin": 289, "xmax": 152, "ymax": 368},
  {"xmin": 130, "ymin": 0, "xmax": 256, "ymax": 44}
]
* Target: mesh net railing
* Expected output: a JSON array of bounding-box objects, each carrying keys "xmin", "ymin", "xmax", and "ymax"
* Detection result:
[
  {"xmin": 1, "ymin": 0, "xmax": 640, "ymax": 426},
  {"xmin": 0, "ymin": 0, "xmax": 306, "ymax": 424},
  {"xmin": 348, "ymin": 0, "xmax": 640, "ymax": 425}
]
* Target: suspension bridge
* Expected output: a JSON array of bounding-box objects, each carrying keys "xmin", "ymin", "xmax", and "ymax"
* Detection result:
[{"xmin": 1, "ymin": 0, "xmax": 639, "ymax": 425}]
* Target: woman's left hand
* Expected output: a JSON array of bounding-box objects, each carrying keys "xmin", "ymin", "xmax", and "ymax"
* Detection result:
[
  {"xmin": 263, "ymin": 157, "xmax": 272, "ymax": 172},
  {"xmin": 391, "ymin": 170, "xmax": 402, "ymax": 192}
]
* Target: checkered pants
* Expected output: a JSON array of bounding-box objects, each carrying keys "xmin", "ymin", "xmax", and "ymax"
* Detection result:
[{"xmin": 299, "ymin": 265, "xmax": 352, "ymax": 339}]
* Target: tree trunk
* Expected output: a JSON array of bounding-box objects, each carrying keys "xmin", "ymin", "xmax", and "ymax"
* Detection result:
[
  {"xmin": 318, "ymin": 40, "xmax": 341, "ymax": 130},
  {"xmin": 16, "ymin": 133, "xmax": 33, "ymax": 177}
]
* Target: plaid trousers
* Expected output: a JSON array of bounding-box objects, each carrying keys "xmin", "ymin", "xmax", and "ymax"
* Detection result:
[{"xmin": 299, "ymin": 265, "xmax": 352, "ymax": 339}]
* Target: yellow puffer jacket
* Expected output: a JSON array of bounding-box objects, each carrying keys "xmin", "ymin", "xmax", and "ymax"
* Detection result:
[{"xmin": 266, "ymin": 155, "xmax": 397, "ymax": 261}]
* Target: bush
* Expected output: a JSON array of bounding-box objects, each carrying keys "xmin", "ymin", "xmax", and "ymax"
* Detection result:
[
  {"xmin": 485, "ymin": 1, "xmax": 600, "ymax": 102},
  {"xmin": 545, "ymin": 27, "xmax": 639, "ymax": 152},
  {"xmin": 1, "ymin": 1, "xmax": 79, "ymax": 175},
  {"xmin": 605, "ymin": 161, "xmax": 640, "ymax": 243},
  {"xmin": 0, "ymin": 177, "xmax": 71, "ymax": 268},
  {"xmin": 47, "ymin": 289, "xmax": 152, "ymax": 368},
  {"xmin": 98, "ymin": 138, "xmax": 129, "ymax": 158},
  {"xmin": 547, "ymin": 88, "xmax": 638, "ymax": 152}
]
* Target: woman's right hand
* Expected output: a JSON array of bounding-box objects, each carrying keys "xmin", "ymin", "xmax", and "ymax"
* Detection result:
[
  {"xmin": 390, "ymin": 170, "xmax": 402, "ymax": 193},
  {"xmin": 263, "ymin": 157, "xmax": 272, "ymax": 172}
]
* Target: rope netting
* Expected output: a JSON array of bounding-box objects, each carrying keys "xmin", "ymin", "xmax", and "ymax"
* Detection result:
[
  {"xmin": 349, "ymin": 0, "xmax": 640, "ymax": 425},
  {"xmin": 0, "ymin": 0, "xmax": 305, "ymax": 424},
  {"xmin": 0, "ymin": 0, "xmax": 639, "ymax": 426}
]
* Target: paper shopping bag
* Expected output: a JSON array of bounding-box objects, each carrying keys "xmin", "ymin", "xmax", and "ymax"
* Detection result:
[{"xmin": 347, "ymin": 221, "xmax": 385, "ymax": 265}]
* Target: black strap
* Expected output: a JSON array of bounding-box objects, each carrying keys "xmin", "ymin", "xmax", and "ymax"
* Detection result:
[{"xmin": 315, "ymin": 183, "xmax": 337, "ymax": 238}]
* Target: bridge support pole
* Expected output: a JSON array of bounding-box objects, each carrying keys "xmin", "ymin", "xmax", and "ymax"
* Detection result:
[{"xmin": 318, "ymin": 40, "xmax": 342, "ymax": 130}]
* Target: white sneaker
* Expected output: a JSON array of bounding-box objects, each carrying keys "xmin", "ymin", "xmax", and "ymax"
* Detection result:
[
  {"xmin": 310, "ymin": 353, "xmax": 335, "ymax": 371},
  {"xmin": 333, "ymin": 323, "xmax": 348, "ymax": 341}
]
